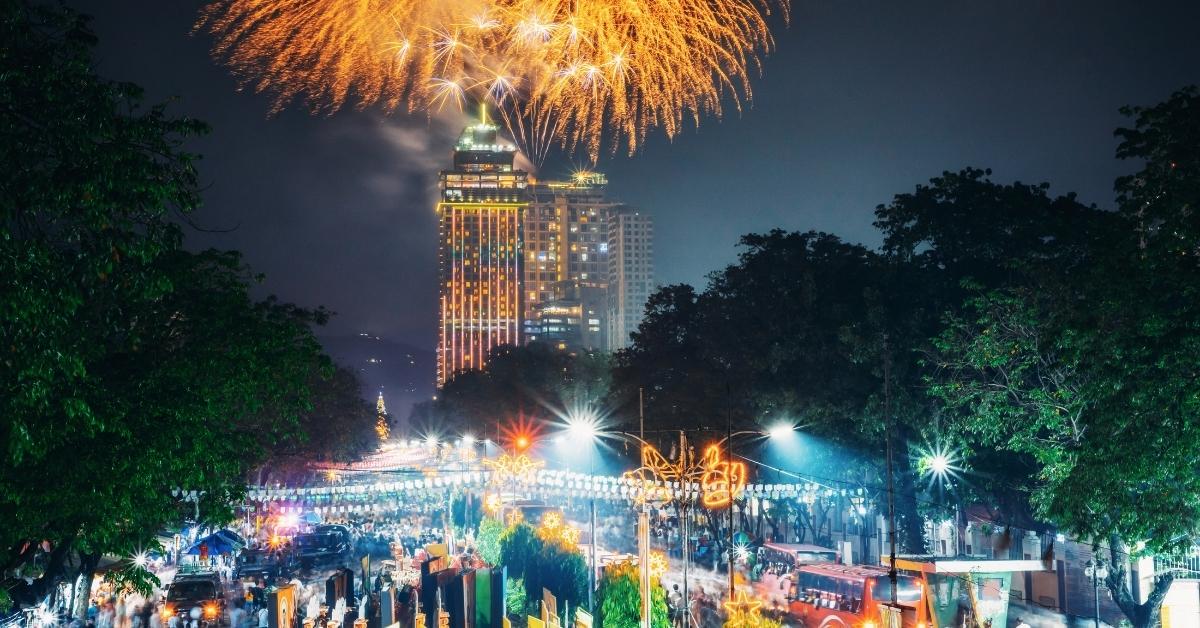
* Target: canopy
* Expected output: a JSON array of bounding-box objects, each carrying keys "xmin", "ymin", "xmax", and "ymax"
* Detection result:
[
  {"xmin": 185, "ymin": 533, "xmax": 238, "ymax": 555},
  {"xmin": 213, "ymin": 529, "xmax": 247, "ymax": 548}
]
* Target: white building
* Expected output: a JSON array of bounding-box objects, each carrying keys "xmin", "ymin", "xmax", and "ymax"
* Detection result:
[{"xmin": 606, "ymin": 206, "xmax": 654, "ymax": 351}]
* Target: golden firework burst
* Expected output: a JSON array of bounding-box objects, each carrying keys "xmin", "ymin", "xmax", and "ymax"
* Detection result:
[{"xmin": 197, "ymin": 0, "xmax": 787, "ymax": 163}]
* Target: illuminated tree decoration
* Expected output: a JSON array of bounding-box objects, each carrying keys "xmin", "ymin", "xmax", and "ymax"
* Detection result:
[
  {"xmin": 375, "ymin": 391, "xmax": 391, "ymax": 441},
  {"xmin": 722, "ymin": 590, "xmax": 764, "ymax": 628},
  {"xmin": 506, "ymin": 510, "xmax": 525, "ymax": 526},
  {"xmin": 484, "ymin": 452, "xmax": 544, "ymax": 484},
  {"xmin": 484, "ymin": 493, "xmax": 503, "ymax": 515},
  {"xmin": 700, "ymin": 444, "xmax": 747, "ymax": 509},
  {"xmin": 648, "ymin": 551, "xmax": 669, "ymax": 579}
]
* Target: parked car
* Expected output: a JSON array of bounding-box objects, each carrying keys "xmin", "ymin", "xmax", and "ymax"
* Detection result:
[{"xmin": 163, "ymin": 572, "xmax": 225, "ymax": 627}]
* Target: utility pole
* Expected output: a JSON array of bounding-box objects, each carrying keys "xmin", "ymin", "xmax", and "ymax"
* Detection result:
[
  {"xmin": 726, "ymin": 382, "xmax": 735, "ymax": 600},
  {"xmin": 680, "ymin": 429, "xmax": 692, "ymax": 628},
  {"xmin": 639, "ymin": 388, "xmax": 651, "ymax": 628},
  {"xmin": 589, "ymin": 442, "xmax": 597, "ymax": 614},
  {"xmin": 883, "ymin": 333, "xmax": 900, "ymax": 626}
]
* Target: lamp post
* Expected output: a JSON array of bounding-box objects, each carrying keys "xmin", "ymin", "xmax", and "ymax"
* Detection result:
[
  {"xmin": 1084, "ymin": 559, "xmax": 1108, "ymax": 628},
  {"xmin": 563, "ymin": 413, "xmax": 601, "ymax": 615}
]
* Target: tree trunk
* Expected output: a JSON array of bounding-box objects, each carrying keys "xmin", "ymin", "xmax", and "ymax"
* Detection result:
[
  {"xmin": 74, "ymin": 552, "xmax": 101, "ymax": 619},
  {"xmin": 894, "ymin": 431, "xmax": 927, "ymax": 554},
  {"xmin": 1106, "ymin": 538, "xmax": 1175, "ymax": 628}
]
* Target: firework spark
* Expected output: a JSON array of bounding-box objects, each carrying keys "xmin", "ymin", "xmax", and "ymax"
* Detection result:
[{"xmin": 197, "ymin": 0, "xmax": 788, "ymax": 163}]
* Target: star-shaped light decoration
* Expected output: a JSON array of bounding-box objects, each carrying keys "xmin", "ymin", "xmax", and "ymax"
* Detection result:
[
  {"xmin": 722, "ymin": 590, "xmax": 764, "ymax": 628},
  {"xmin": 648, "ymin": 551, "xmax": 669, "ymax": 579},
  {"xmin": 483, "ymin": 493, "xmax": 502, "ymax": 514}
]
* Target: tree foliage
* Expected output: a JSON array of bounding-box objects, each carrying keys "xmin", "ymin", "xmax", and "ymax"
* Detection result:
[
  {"xmin": 1, "ymin": 2, "xmax": 329, "ymax": 611},
  {"xmin": 422, "ymin": 342, "xmax": 610, "ymax": 440},
  {"xmin": 594, "ymin": 561, "xmax": 668, "ymax": 628},
  {"xmin": 476, "ymin": 517, "xmax": 504, "ymax": 567},
  {"xmin": 497, "ymin": 521, "xmax": 588, "ymax": 616},
  {"xmin": 259, "ymin": 366, "xmax": 381, "ymax": 482}
]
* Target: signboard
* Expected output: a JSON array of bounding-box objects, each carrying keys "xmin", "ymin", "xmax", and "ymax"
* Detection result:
[
  {"xmin": 541, "ymin": 589, "xmax": 558, "ymax": 625},
  {"xmin": 490, "ymin": 567, "xmax": 508, "ymax": 628},
  {"xmin": 269, "ymin": 583, "xmax": 298, "ymax": 628},
  {"xmin": 527, "ymin": 618, "xmax": 545, "ymax": 628},
  {"xmin": 573, "ymin": 609, "xmax": 593, "ymax": 628},
  {"xmin": 326, "ymin": 568, "xmax": 354, "ymax": 607},
  {"xmin": 474, "ymin": 568, "xmax": 493, "ymax": 628},
  {"xmin": 438, "ymin": 610, "xmax": 450, "ymax": 628},
  {"xmin": 414, "ymin": 613, "xmax": 426, "ymax": 628},
  {"xmin": 379, "ymin": 585, "xmax": 398, "ymax": 626}
]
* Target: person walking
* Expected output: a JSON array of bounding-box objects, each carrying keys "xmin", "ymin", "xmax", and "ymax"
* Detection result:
[{"xmin": 228, "ymin": 601, "xmax": 246, "ymax": 628}]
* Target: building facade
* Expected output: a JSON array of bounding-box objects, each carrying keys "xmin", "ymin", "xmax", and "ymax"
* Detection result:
[
  {"xmin": 435, "ymin": 117, "xmax": 527, "ymax": 387},
  {"xmin": 606, "ymin": 206, "xmax": 655, "ymax": 351},
  {"xmin": 523, "ymin": 172, "xmax": 618, "ymax": 349}
]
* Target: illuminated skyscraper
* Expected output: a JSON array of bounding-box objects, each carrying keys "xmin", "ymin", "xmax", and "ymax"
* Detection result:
[
  {"xmin": 436, "ymin": 111, "xmax": 528, "ymax": 387},
  {"xmin": 523, "ymin": 172, "xmax": 616, "ymax": 349}
]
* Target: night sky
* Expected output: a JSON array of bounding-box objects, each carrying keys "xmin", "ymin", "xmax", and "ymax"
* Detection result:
[{"xmin": 76, "ymin": 0, "xmax": 1200, "ymax": 352}]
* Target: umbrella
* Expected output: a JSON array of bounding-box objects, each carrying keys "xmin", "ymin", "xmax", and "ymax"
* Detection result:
[{"xmin": 185, "ymin": 533, "xmax": 238, "ymax": 555}]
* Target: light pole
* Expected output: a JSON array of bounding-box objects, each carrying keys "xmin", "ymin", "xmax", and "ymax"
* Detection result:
[
  {"xmin": 1084, "ymin": 559, "xmax": 1108, "ymax": 628},
  {"xmin": 564, "ymin": 413, "xmax": 601, "ymax": 615}
]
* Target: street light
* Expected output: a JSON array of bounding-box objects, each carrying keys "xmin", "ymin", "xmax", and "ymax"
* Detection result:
[
  {"xmin": 562, "ymin": 413, "xmax": 600, "ymax": 614},
  {"xmin": 767, "ymin": 422, "xmax": 796, "ymax": 441},
  {"xmin": 1084, "ymin": 559, "xmax": 1108, "ymax": 628}
]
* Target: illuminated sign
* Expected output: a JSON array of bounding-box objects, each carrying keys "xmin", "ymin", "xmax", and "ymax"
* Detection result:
[
  {"xmin": 483, "ymin": 453, "xmax": 544, "ymax": 484},
  {"xmin": 700, "ymin": 445, "xmax": 746, "ymax": 508}
]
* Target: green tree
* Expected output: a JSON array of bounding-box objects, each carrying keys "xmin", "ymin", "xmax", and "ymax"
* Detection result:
[
  {"xmin": 0, "ymin": 3, "xmax": 328, "ymax": 613},
  {"xmin": 927, "ymin": 88, "xmax": 1200, "ymax": 628},
  {"xmin": 258, "ymin": 366, "xmax": 381, "ymax": 482},
  {"xmin": 430, "ymin": 342, "xmax": 610, "ymax": 440},
  {"xmin": 476, "ymin": 518, "xmax": 504, "ymax": 566},
  {"xmin": 499, "ymin": 523, "xmax": 539, "ymax": 582},
  {"xmin": 524, "ymin": 543, "xmax": 588, "ymax": 617},
  {"xmin": 594, "ymin": 561, "xmax": 668, "ymax": 628}
]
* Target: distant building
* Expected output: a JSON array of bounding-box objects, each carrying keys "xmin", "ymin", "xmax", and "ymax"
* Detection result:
[
  {"xmin": 606, "ymin": 206, "xmax": 655, "ymax": 351},
  {"xmin": 528, "ymin": 280, "xmax": 606, "ymax": 352},
  {"xmin": 435, "ymin": 110, "xmax": 527, "ymax": 387},
  {"xmin": 523, "ymin": 172, "xmax": 618, "ymax": 348}
]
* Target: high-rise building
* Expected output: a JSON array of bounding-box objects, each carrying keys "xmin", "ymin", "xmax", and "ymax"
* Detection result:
[
  {"xmin": 606, "ymin": 206, "xmax": 655, "ymax": 351},
  {"xmin": 523, "ymin": 172, "xmax": 618, "ymax": 348},
  {"xmin": 435, "ymin": 113, "xmax": 528, "ymax": 387}
]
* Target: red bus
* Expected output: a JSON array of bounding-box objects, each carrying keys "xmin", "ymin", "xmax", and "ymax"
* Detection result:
[{"xmin": 786, "ymin": 563, "xmax": 928, "ymax": 628}]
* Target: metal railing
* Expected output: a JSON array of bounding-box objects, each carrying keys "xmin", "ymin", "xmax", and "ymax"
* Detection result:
[{"xmin": 1155, "ymin": 547, "xmax": 1200, "ymax": 578}]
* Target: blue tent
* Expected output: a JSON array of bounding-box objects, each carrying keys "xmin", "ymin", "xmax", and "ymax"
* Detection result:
[{"xmin": 185, "ymin": 533, "xmax": 238, "ymax": 555}]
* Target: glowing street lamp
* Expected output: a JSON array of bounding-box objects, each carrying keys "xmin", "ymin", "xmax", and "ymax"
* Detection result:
[{"xmin": 767, "ymin": 422, "xmax": 796, "ymax": 440}]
